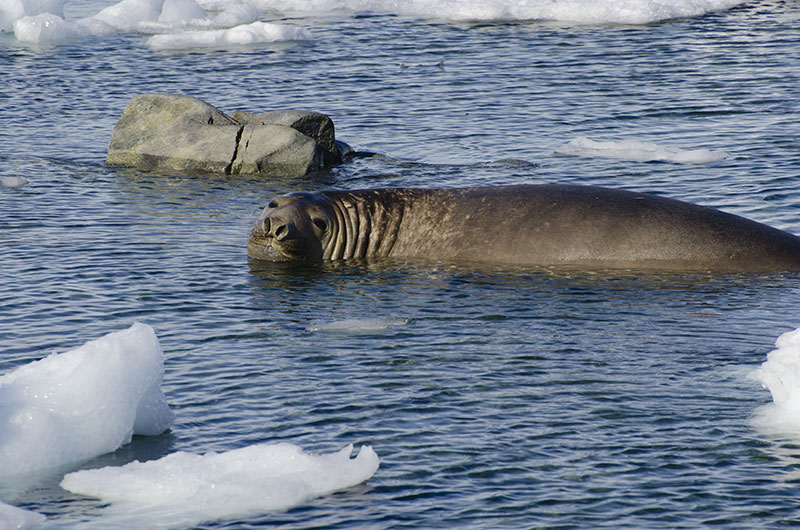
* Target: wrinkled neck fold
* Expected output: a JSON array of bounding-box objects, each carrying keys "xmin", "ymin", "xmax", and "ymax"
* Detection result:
[{"xmin": 320, "ymin": 189, "xmax": 407, "ymax": 260}]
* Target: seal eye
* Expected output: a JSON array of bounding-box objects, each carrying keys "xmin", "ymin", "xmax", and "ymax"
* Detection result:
[
  {"xmin": 312, "ymin": 219, "xmax": 327, "ymax": 232},
  {"xmin": 268, "ymin": 201, "xmax": 278, "ymax": 208}
]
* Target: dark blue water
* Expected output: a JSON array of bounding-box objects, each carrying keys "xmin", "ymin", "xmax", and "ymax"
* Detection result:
[{"xmin": 3, "ymin": 1, "xmax": 800, "ymax": 527}]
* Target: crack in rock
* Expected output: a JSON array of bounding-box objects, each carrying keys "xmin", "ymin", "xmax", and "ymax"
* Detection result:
[{"xmin": 225, "ymin": 126, "xmax": 245, "ymax": 175}]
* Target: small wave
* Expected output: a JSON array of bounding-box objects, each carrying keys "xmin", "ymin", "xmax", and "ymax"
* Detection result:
[
  {"xmin": 308, "ymin": 317, "xmax": 410, "ymax": 334},
  {"xmin": 555, "ymin": 136, "xmax": 727, "ymax": 164}
]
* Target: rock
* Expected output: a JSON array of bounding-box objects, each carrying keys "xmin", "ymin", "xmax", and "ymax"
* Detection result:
[
  {"xmin": 107, "ymin": 94, "xmax": 239, "ymax": 173},
  {"xmin": 335, "ymin": 139, "xmax": 354, "ymax": 160},
  {"xmin": 231, "ymin": 124, "xmax": 324, "ymax": 176},
  {"xmin": 107, "ymin": 94, "xmax": 342, "ymax": 177},
  {"xmin": 232, "ymin": 109, "xmax": 340, "ymax": 166}
]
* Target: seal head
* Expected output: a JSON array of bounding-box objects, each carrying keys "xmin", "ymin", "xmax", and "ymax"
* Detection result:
[{"xmin": 247, "ymin": 192, "xmax": 333, "ymax": 261}]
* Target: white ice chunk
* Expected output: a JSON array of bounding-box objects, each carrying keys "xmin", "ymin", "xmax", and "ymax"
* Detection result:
[
  {"xmin": 0, "ymin": 500, "xmax": 46, "ymax": 529},
  {"xmin": 0, "ymin": 323, "xmax": 174, "ymax": 477},
  {"xmin": 13, "ymin": 12, "xmax": 86, "ymax": 43},
  {"xmin": 89, "ymin": 0, "xmax": 165, "ymax": 31},
  {"xmin": 211, "ymin": 0, "xmax": 259, "ymax": 27},
  {"xmin": 0, "ymin": 0, "xmax": 63, "ymax": 32},
  {"xmin": 12, "ymin": 9, "xmax": 117, "ymax": 43},
  {"xmin": 61, "ymin": 443, "xmax": 379, "ymax": 528},
  {"xmin": 555, "ymin": 136, "xmax": 727, "ymax": 164},
  {"xmin": 750, "ymin": 327, "xmax": 800, "ymax": 437},
  {"xmin": 75, "ymin": 15, "xmax": 117, "ymax": 36},
  {"xmin": 158, "ymin": 0, "xmax": 207, "ymax": 23},
  {"xmin": 146, "ymin": 20, "xmax": 311, "ymax": 50}
]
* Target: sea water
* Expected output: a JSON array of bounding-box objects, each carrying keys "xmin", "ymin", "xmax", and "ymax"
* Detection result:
[{"xmin": 2, "ymin": 0, "xmax": 800, "ymax": 528}]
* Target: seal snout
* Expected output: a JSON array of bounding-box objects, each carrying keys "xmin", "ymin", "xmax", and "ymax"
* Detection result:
[
  {"xmin": 248, "ymin": 192, "xmax": 328, "ymax": 262},
  {"xmin": 258, "ymin": 210, "xmax": 298, "ymax": 242},
  {"xmin": 268, "ymin": 218, "xmax": 297, "ymax": 242}
]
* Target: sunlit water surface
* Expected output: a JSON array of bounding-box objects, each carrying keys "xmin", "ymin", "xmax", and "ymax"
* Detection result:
[{"xmin": 2, "ymin": 1, "xmax": 800, "ymax": 527}]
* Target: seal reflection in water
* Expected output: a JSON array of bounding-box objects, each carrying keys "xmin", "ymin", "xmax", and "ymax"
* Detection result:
[{"xmin": 247, "ymin": 184, "xmax": 800, "ymax": 272}]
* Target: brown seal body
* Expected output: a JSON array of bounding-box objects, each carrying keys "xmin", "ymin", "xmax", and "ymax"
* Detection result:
[{"xmin": 247, "ymin": 185, "xmax": 800, "ymax": 272}]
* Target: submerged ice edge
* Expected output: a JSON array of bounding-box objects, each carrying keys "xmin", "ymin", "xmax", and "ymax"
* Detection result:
[
  {"xmin": 307, "ymin": 317, "xmax": 411, "ymax": 333},
  {"xmin": 555, "ymin": 136, "xmax": 728, "ymax": 164},
  {"xmin": 0, "ymin": 176, "xmax": 29, "ymax": 188}
]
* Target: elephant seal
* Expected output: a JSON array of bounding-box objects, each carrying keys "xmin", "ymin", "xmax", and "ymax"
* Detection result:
[{"xmin": 247, "ymin": 184, "xmax": 800, "ymax": 272}]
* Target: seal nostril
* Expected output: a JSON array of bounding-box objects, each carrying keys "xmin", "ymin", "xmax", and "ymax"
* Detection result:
[{"xmin": 274, "ymin": 224, "xmax": 287, "ymax": 240}]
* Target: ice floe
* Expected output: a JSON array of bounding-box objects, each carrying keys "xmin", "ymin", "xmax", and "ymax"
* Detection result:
[
  {"xmin": 750, "ymin": 327, "xmax": 800, "ymax": 438},
  {"xmin": 0, "ymin": 500, "xmax": 46, "ymax": 530},
  {"xmin": 0, "ymin": 0, "xmax": 64, "ymax": 32},
  {"xmin": 2, "ymin": 0, "xmax": 749, "ymax": 46},
  {"xmin": 60, "ymin": 443, "xmax": 379, "ymax": 528},
  {"xmin": 246, "ymin": 0, "xmax": 748, "ymax": 24},
  {"xmin": 146, "ymin": 19, "xmax": 311, "ymax": 50},
  {"xmin": 4, "ymin": 0, "xmax": 309, "ymax": 48},
  {"xmin": 0, "ymin": 322, "xmax": 173, "ymax": 478},
  {"xmin": 0, "ymin": 321, "xmax": 379, "ymax": 528}
]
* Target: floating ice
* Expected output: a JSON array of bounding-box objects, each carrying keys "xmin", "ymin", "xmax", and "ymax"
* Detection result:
[
  {"xmin": 555, "ymin": 137, "xmax": 727, "ymax": 164},
  {"xmin": 209, "ymin": 0, "xmax": 260, "ymax": 27},
  {"xmin": 0, "ymin": 0, "xmax": 63, "ymax": 32},
  {"xmin": 0, "ymin": 500, "xmax": 46, "ymax": 529},
  {"xmin": 6, "ymin": 0, "xmax": 306, "ymax": 47},
  {"xmin": 0, "ymin": 176, "xmax": 29, "ymax": 188},
  {"xmin": 3, "ymin": 0, "xmax": 748, "ymax": 44},
  {"xmin": 158, "ymin": 0, "xmax": 207, "ymax": 23},
  {"xmin": 749, "ymin": 327, "xmax": 800, "ymax": 438},
  {"xmin": 0, "ymin": 323, "xmax": 173, "ymax": 477},
  {"xmin": 12, "ymin": 12, "xmax": 87, "ymax": 43},
  {"xmin": 308, "ymin": 317, "xmax": 410, "ymax": 334},
  {"xmin": 146, "ymin": 19, "xmax": 311, "ymax": 50},
  {"xmin": 89, "ymin": 0, "xmax": 165, "ymax": 32},
  {"xmin": 61, "ymin": 443, "xmax": 379, "ymax": 528},
  {"xmin": 246, "ymin": 0, "xmax": 747, "ymax": 24}
]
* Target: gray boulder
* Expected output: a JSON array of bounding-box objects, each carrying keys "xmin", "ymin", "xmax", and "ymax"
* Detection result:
[
  {"xmin": 107, "ymin": 94, "xmax": 342, "ymax": 177},
  {"xmin": 232, "ymin": 109, "xmax": 340, "ymax": 166}
]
